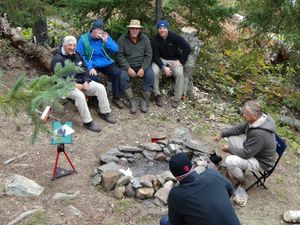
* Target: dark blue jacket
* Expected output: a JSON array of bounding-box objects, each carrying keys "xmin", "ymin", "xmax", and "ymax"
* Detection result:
[{"xmin": 168, "ymin": 169, "xmax": 241, "ymax": 225}]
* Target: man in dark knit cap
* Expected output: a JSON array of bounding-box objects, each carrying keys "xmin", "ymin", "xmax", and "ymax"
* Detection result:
[
  {"xmin": 77, "ymin": 19, "xmax": 124, "ymax": 109},
  {"xmin": 160, "ymin": 153, "xmax": 241, "ymax": 225}
]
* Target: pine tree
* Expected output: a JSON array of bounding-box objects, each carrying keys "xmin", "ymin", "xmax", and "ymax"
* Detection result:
[{"xmin": 0, "ymin": 61, "xmax": 83, "ymax": 143}]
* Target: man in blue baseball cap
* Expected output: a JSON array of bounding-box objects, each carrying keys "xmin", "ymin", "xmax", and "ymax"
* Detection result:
[{"xmin": 151, "ymin": 20, "xmax": 192, "ymax": 108}]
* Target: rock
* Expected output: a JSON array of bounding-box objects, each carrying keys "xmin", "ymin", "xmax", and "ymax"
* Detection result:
[
  {"xmin": 157, "ymin": 171, "xmax": 176, "ymax": 185},
  {"xmin": 181, "ymin": 26, "xmax": 198, "ymax": 35},
  {"xmin": 283, "ymin": 210, "xmax": 300, "ymax": 223},
  {"xmin": 173, "ymin": 127, "xmax": 192, "ymax": 141},
  {"xmin": 153, "ymin": 178, "xmax": 163, "ymax": 191},
  {"xmin": 182, "ymin": 147, "xmax": 193, "ymax": 154},
  {"xmin": 118, "ymin": 146, "xmax": 143, "ymax": 153},
  {"xmin": 133, "ymin": 153, "xmax": 144, "ymax": 161},
  {"xmin": 5, "ymin": 174, "xmax": 44, "ymax": 197},
  {"xmin": 154, "ymin": 181, "xmax": 174, "ymax": 204},
  {"xmin": 163, "ymin": 148, "xmax": 172, "ymax": 157},
  {"xmin": 97, "ymin": 162, "xmax": 124, "ymax": 174},
  {"xmin": 157, "ymin": 140, "xmax": 168, "ymax": 146},
  {"xmin": 125, "ymin": 183, "xmax": 136, "ymax": 198},
  {"xmin": 100, "ymin": 155, "xmax": 119, "ymax": 164},
  {"xmin": 131, "ymin": 177, "xmax": 143, "ymax": 189},
  {"xmin": 92, "ymin": 174, "xmax": 102, "ymax": 187},
  {"xmin": 116, "ymin": 176, "xmax": 131, "ymax": 187},
  {"xmin": 67, "ymin": 205, "xmax": 83, "ymax": 217},
  {"xmin": 139, "ymin": 143, "xmax": 162, "ymax": 152},
  {"xmin": 123, "ymin": 153, "xmax": 134, "ymax": 158},
  {"xmin": 53, "ymin": 191, "xmax": 80, "ymax": 200},
  {"xmin": 114, "ymin": 186, "xmax": 126, "ymax": 199},
  {"xmin": 142, "ymin": 149, "xmax": 157, "ymax": 161},
  {"xmin": 117, "ymin": 157, "xmax": 128, "ymax": 166},
  {"xmin": 153, "ymin": 198, "xmax": 165, "ymax": 207},
  {"xmin": 136, "ymin": 187, "xmax": 155, "ymax": 199},
  {"xmin": 194, "ymin": 166, "xmax": 206, "ymax": 174},
  {"xmin": 106, "ymin": 148, "xmax": 124, "ymax": 157},
  {"xmin": 209, "ymin": 114, "xmax": 216, "ymax": 121},
  {"xmin": 155, "ymin": 152, "xmax": 167, "ymax": 161},
  {"xmin": 139, "ymin": 176, "xmax": 153, "ymax": 188},
  {"xmin": 171, "ymin": 138, "xmax": 184, "ymax": 145},
  {"xmin": 184, "ymin": 139, "xmax": 208, "ymax": 154},
  {"xmin": 207, "ymin": 161, "xmax": 218, "ymax": 170},
  {"xmin": 101, "ymin": 171, "xmax": 122, "ymax": 192},
  {"xmin": 196, "ymin": 159, "xmax": 208, "ymax": 168},
  {"xmin": 128, "ymin": 158, "xmax": 134, "ymax": 163}
]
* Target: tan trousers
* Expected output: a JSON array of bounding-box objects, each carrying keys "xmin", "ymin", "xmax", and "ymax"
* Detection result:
[
  {"xmin": 67, "ymin": 81, "xmax": 111, "ymax": 123},
  {"xmin": 224, "ymin": 136, "xmax": 262, "ymax": 182},
  {"xmin": 151, "ymin": 58, "xmax": 184, "ymax": 101}
]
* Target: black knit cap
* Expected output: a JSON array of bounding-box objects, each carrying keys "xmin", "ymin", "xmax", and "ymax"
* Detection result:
[
  {"xmin": 91, "ymin": 19, "xmax": 104, "ymax": 31},
  {"xmin": 169, "ymin": 153, "xmax": 193, "ymax": 177}
]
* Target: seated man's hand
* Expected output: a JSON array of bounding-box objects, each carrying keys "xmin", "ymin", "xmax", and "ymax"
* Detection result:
[
  {"xmin": 89, "ymin": 68, "xmax": 97, "ymax": 76},
  {"xmin": 128, "ymin": 68, "xmax": 137, "ymax": 77},
  {"xmin": 82, "ymin": 81, "xmax": 89, "ymax": 90},
  {"xmin": 75, "ymin": 83, "xmax": 84, "ymax": 91},
  {"xmin": 101, "ymin": 32, "xmax": 108, "ymax": 44},
  {"xmin": 163, "ymin": 66, "xmax": 173, "ymax": 77},
  {"xmin": 214, "ymin": 133, "xmax": 222, "ymax": 143},
  {"xmin": 137, "ymin": 68, "xmax": 144, "ymax": 78},
  {"xmin": 221, "ymin": 144, "xmax": 229, "ymax": 153}
]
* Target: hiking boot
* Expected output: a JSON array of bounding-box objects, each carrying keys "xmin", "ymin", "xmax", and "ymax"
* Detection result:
[
  {"xmin": 113, "ymin": 98, "xmax": 124, "ymax": 109},
  {"xmin": 124, "ymin": 88, "xmax": 138, "ymax": 114},
  {"xmin": 171, "ymin": 99, "xmax": 180, "ymax": 108},
  {"xmin": 99, "ymin": 113, "xmax": 117, "ymax": 124},
  {"xmin": 83, "ymin": 121, "xmax": 101, "ymax": 132},
  {"xmin": 129, "ymin": 99, "xmax": 138, "ymax": 114},
  {"xmin": 155, "ymin": 95, "xmax": 163, "ymax": 107},
  {"xmin": 140, "ymin": 91, "xmax": 151, "ymax": 113}
]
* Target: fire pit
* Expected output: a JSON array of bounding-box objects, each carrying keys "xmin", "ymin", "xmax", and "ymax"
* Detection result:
[{"xmin": 91, "ymin": 128, "xmax": 217, "ymax": 205}]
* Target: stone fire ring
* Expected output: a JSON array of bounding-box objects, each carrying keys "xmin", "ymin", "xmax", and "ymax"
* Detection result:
[{"xmin": 91, "ymin": 135, "xmax": 216, "ymax": 206}]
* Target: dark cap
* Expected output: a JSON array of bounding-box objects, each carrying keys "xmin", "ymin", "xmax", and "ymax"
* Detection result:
[
  {"xmin": 169, "ymin": 153, "xmax": 193, "ymax": 177},
  {"xmin": 91, "ymin": 19, "xmax": 104, "ymax": 31}
]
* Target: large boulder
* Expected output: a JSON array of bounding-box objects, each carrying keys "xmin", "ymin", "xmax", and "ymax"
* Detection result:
[
  {"xmin": 139, "ymin": 143, "xmax": 162, "ymax": 152},
  {"xmin": 4, "ymin": 174, "xmax": 44, "ymax": 197},
  {"xmin": 114, "ymin": 186, "xmax": 126, "ymax": 199},
  {"xmin": 118, "ymin": 146, "xmax": 143, "ymax": 153}
]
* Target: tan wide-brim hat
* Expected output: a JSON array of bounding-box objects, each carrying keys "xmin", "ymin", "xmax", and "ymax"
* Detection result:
[{"xmin": 127, "ymin": 19, "xmax": 143, "ymax": 28}]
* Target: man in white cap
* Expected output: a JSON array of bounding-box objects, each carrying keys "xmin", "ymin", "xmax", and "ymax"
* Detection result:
[
  {"xmin": 117, "ymin": 19, "xmax": 154, "ymax": 113},
  {"xmin": 151, "ymin": 20, "xmax": 191, "ymax": 108},
  {"xmin": 51, "ymin": 36, "xmax": 116, "ymax": 132}
]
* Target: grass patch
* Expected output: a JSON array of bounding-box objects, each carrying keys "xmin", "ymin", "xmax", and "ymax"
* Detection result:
[
  {"xmin": 115, "ymin": 199, "xmax": 135, "ymax": 214},
  {"xmin": 28, "ymin": 211, "xmax": 48, "ymax": 225},
  {"xmin": 62, "ymin": 198, "xmax": 75, "ymax": 205}
]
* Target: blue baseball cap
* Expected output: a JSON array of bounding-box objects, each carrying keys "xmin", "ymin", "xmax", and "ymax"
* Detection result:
[{"xmin": 156, "ymin": 20, "xmax": 169, "ymax": 29}]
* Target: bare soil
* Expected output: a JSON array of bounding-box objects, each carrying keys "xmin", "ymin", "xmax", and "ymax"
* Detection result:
[{"xmin": 0, "ymin": 49, "xmax": 299, "ymax": 225}]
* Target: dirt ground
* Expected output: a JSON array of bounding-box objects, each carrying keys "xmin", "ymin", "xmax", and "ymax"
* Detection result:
[{"xmin": 0, "ymin": 50, "xmax": 299, "ymax": 225}]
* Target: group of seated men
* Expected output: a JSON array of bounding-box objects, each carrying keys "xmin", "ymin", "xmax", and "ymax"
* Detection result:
[
  {"xmin": 51, "ymin": 19, "xmax": 191, "ymax": 132},
  {"xmin": 51, "ymin": 19, "xmax": 278, "ymax": 224}
]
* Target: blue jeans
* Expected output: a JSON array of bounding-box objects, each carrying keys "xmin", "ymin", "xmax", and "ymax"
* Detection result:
[
  {"xmin": 120, "ymin": 67, "xmax": 154, "ymax": 92},
  {"xmin": 96, "ymin": 63, "xmax": 121, "ymax": 99},
  {"xmin": 160, "ymin": 216, "xmax": 170, "ymax": 225}
]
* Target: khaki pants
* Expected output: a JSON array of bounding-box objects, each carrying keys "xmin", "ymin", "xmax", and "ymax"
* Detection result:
[
  {"xmin": 152, "ymin": 59, "xmax": 184, "ymax": 101},
  {"xmin": 224, "ymin": 136, "xmax": 262, "ymax": 182},
  {"xmin": 67, "ymin": 81, "xmax": 111, "ymax": 123}
]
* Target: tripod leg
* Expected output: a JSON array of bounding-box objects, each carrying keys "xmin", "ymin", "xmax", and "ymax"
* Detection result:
[
  {"xmin": 52, "ymin": 151, "xmax": 60, "ymax": 179},
  {"xmin": 63, "ymin": 151, "xmax": 77, "ymax": 173}
]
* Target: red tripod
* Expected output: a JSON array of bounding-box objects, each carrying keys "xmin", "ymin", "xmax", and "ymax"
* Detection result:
[{"xmin": 52, "ymin": 143, "xmax": 77, "ymax": 180}]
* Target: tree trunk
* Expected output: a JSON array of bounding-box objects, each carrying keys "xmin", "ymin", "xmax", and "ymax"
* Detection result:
[
  {"xmin": 0, "ymin": 14, "xmax": 52, "ymax": 71},
  {"xmin": 155, "ymin": 0, "xmax": 163, "ymax": 22},
  {"xmin": 32, "ymin": 17, "xmax": 49, "ymax": 46}
]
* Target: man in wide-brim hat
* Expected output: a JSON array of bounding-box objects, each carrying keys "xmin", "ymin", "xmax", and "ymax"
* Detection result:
[{"xmin": 117, "ymin": 19, "xmax": 154, "ymax": 114}]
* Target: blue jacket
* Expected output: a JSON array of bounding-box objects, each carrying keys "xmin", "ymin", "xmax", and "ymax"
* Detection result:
[
  {"xmin": 77, "ymin": 32, "xmax": 119, "ymax": 71},
  {"xmin": 168, "ymin": 169, "xmax": 241, "ymax": 225}
]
